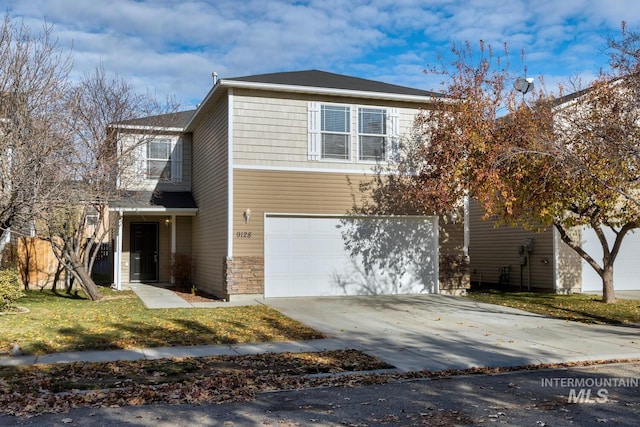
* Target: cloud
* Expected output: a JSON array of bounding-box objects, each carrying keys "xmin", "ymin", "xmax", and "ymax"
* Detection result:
[{"xmin": 3, "ymin": 0, "xmax": 640, "ymax": 106}]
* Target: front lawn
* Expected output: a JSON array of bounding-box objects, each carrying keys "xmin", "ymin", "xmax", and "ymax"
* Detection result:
[
  {"xmin": 466, "ymin": 290, "xmax": 640, "ymax": 325},
  {"xmin": 0, "ymin": 288, "xmax": 323, "ymax": 356}
]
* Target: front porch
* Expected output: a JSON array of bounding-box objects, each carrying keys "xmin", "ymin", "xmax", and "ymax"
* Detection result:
[{"xmin": 109, "ymin": 191, "xmax": 198, "ymax": 290}]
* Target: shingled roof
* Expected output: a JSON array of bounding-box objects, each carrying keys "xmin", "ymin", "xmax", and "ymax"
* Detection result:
[
  {"xmin": 117, "ymin": 109, "xmax": 197, "ymax": 129},
  {"xmin": 225, "ymin": 69, "xmax": 444, "ymax": 98}
]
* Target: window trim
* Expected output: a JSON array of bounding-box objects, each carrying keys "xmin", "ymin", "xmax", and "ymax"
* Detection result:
[
  {"xmin": 321, "ymin": 104, "xmax": 352, "ymax": 162},
  {"xmin": 146, "ymin": 138, "xmax": 172, "ymax": 181},
  {"xmin": 136, "ymin": 137, "xmax": 183, "ymax": 183},
  {"xmin": 357, "ymin": 106, "xmax": 387, "ymax": 162},
  {"xmin": 308, "ymin": 102, "xmax": 399, "ymax": 164}
]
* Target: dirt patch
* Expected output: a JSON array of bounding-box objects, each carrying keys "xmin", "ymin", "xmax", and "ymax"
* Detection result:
[{"xmin": 169, "ymin": 287, "xmax": 224, "ymax": 303}]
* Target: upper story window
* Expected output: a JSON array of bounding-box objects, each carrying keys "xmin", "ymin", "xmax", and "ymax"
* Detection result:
[
  {"xmin": 321, "ymin": 105, "xmax": 351, "ymax": 160},
  {"xmin": 147, "ymin": 139, "xmax": 172, "ymax": 180},
  {"xmin": 133, "ymin": 137, "xmax": 182, "ymax": 183},
  {"xmin": 308, "ymin": 102, "xmax": 398, "ymax": 163},
  {"xmin": 358, "ymin": 107, "xmax": 387, "ymax": 161}
]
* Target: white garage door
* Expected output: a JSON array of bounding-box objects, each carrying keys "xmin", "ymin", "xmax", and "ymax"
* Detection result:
[
  {"xmin": 264, "ymin": 215, "xmax": 439, "ymax": 297},
  {"xmin": 581, "ymin": 227, "xmax": 640, "ymax": 292}
]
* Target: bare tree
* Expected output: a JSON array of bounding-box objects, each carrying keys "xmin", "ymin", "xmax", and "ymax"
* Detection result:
[
  {"xmin": 0, "ymin": 13, "xmax": 72, "ymax": 246},
  {"xmin": 38, "ymin": 66, "xmax": 179, "ymax": 300}
]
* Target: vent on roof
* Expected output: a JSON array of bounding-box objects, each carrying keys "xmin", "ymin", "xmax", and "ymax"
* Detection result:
[{"xmin": 212, "ymin": 72, "xmax": 218, "ymax": 85}]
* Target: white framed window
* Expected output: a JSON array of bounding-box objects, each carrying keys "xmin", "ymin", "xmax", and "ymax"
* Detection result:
[
  {"xmin": 358, "ymin": 107, "xmax": 387, "ymax": 161},
  {"xmin": 320, "ymin": 104, "xmax": 351, "ymax": 160},
  {"xmin": 147, "ymin": 139, "xmax": 172, "ymax": 180},
  {"xmin": 309, "ymin": 102, "xmax": 399, "ymax": 163},
  {"xmin": 136, "ymin": 137, "xmax": 183, "ymax": 183}
]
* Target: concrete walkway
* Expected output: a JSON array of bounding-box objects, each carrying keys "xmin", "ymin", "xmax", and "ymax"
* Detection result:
[{"xmin": 128, "ymin": 283, "xmax": 260, "ymax": 309}]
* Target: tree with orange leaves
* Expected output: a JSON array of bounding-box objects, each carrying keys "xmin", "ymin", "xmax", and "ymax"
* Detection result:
[{"xmin": 349, "ymin": 29, "xmax": 640, "ymax": 303}]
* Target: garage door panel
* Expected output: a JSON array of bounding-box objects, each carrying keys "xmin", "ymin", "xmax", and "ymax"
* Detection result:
[{"xmin": 265, "ymin": 216, "xmax": 438, "ymax": 297}]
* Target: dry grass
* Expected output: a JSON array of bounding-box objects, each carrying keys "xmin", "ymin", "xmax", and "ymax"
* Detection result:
[
  {"xmin": 467, "ymin": 290, "xmax": 640, "ymax": 325},
  {"xmin": 0, "ymin": 288, "xmax": 323, "ymax": 356}
]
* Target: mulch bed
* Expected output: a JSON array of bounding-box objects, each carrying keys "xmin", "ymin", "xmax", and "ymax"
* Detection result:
[{"xmin": 169, "ymin": 287, "xmax": 224, "ymax": 303}]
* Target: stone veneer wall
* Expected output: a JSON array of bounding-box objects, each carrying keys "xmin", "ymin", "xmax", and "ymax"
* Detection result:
[
  {"xmin": 224, "ymin": 256, "xmax": 264, "ymax": 297},
  {"xmin": 439, "ymin": 254, "xmax": 470, "ymax": 295}
]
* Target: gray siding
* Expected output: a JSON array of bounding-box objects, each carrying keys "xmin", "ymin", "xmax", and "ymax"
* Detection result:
[
  {"xmin": 468, "ymin": 200, "xmax": 556, "ymax": 290},
  {"xmin": 175, "ymin": 216, "xmax": 192, "ymax": 257}
]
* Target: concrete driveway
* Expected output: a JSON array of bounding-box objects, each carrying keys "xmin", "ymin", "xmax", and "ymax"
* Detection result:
[{"xmin": 264, "ymin": 294, "xmax": 640, "ymax": 372}]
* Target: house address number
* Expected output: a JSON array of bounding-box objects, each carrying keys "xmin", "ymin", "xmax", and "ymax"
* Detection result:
[{"xmin": 236, "ymin": 231, "xmax": 252, "ymax": 239}]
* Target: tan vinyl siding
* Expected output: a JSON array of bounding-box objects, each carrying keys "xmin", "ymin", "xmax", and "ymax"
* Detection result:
[
  {"xmin": 231, "ymin": 89, "xmax": 421, "ymax": 170},
  {"xmin": 468, "ymin": 200, "xmax": 556, "ymax": 290},
  {"xmin": 191, "ymin": 96, "xmax": 229, "ymax": 296},
  {"xmin": 233, "ymin": 169, "xmax": 366, "ymax": 256},
  {"xmin": 232, "ymin": 169, "xmax": 465, "ymax": 265}
]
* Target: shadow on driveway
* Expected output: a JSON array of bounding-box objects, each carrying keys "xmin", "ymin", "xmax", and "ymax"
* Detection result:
[{"xmin": 263, "ymin": 295, "xmax": 640, "ymax": 372}]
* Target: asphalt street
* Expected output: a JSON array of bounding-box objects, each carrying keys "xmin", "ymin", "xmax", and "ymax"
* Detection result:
[{"xmin": 2, "ymin": 362, "xmax": 639, "ymax": 426}]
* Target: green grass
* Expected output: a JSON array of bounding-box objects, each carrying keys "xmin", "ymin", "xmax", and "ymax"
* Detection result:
[
  {"xmin": 0, "ymin": 288, "xmax": 323, "ymax": 356},
  {"xmin": 466, "ymin": 290, "xmax": 640, "ymax": 325}
]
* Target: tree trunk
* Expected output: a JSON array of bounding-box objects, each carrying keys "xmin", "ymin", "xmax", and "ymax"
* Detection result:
[
  {"xmin": 601, "ymin": 261, "xmax": 616, "ymax": 304},
  {"xmin": 67, "ymin": 250, "xmax": 102, "ymax": 301}
]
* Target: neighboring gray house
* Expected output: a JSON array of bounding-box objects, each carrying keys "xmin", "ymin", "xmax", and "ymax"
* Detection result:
[{"xmin": 469, "ymin": 197, "xmax": 640, "ymax": 293}]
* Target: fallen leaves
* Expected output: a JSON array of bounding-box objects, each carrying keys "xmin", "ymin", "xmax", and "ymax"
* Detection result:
[
  {"xmin": 0, "ymin": 349, "xmax": 393, "ymax": 417},
  {"xmin": 3, "ymin": 352, "xmax": 639, "ymax": 419}
]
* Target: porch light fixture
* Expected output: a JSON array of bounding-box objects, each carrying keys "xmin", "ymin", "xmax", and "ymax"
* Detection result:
[
  {"xmin": 164, "ymin": 217, "xmax": 170, "ymax": 226},
  {"xmin": 243, "ymin": 209, "xmax": 251, "ymax": 223}
]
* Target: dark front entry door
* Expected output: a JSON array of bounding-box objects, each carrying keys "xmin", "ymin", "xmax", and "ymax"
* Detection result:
[{"xmin": 130, "ymin": 223, "xmax": 159, "ymax": 282}]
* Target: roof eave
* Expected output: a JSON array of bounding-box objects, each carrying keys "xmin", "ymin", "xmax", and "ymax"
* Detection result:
[
  {"xmin": 184, "ymin": 81, "xmax": 225, "ymax": 132},
  {"xmin": 184, "ymin": 77, "xmax": 453, "ymax": 132},
  {"xmin": 110, "ymin": 124, "xmax": 185, "ymax": 132},
  {"xmin": 108, "ymin": 206, "xmax": 199, "ymax": 215},
  {"xmin": 219, "ymin": 79, "xmax": 444, "ymax": 103}
]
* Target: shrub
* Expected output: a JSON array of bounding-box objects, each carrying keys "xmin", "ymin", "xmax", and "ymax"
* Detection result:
[
  {"xmin": 0, "ymin": 268, "xmax": 24, "ymax": 312},
  {"xmin": 0, "ymin": 242, "xmax": 18, "ymax": 268},
  {"xmin": 169, "ymin": 253, "xmax": 192, "ymax": 292}
]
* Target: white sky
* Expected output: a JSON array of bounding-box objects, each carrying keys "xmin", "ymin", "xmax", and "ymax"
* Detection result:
[{"xmin": 4, "ymin": 0, "xmax": 640, "ymax": 109}]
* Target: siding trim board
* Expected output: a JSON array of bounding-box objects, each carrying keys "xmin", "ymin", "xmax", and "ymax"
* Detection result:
[
  {"xmin": 233, "ymin": 164, "xmax": 382, "ymax": 175},
  {"xmin": 228, "ymin": 88, "xmax": 234, "ymax": 258}
]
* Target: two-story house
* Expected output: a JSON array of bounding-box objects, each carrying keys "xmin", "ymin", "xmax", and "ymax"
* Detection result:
[{"xmin": 110, "ymin": 70, "xmax": 470, "ymax": 300}]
